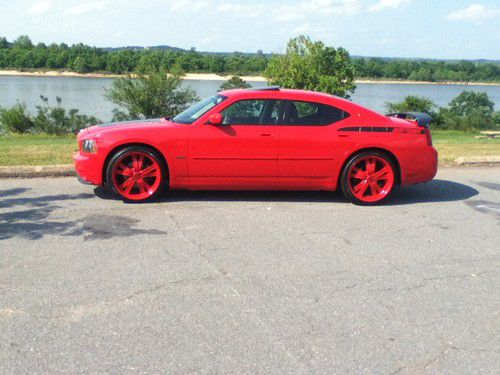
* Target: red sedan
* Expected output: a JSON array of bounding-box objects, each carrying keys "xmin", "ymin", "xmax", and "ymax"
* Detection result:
[{"xmin": 74, "ymin": 87, "xmax": 438, "ymax": 204}]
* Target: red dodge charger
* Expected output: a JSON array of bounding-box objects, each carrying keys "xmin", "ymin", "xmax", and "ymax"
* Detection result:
[{"xmin": 74, "ymin": 87, "xmax": 438, "ymax": 204}]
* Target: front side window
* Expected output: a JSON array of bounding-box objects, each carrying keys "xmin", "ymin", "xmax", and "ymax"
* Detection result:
[
  {"xmin": 221, "ymin": 99, "xmax": 286, "ymax": 125},
  {"xmin": 285, "ymin": 101, "xmax": 349, "ymax": 126},
  {"xmin": 173, "ymin": 95, "xmax": 226, "ymax": 124}
]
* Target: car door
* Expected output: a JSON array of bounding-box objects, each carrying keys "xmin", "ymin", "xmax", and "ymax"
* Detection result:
[
  {"xmin": 188, "ymin": 99, "xmax": 285, "ymax": 188},
  {"xmin": 278, "ymin": 100, "xmax": 350, "ymax": 185}
]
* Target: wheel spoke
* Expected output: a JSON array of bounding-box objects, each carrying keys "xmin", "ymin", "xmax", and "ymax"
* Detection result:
[
  {"xmin": 116, "ymin": 162, "xmax": 133, "ymax": 177},
  {"xmin": 141, "ymin": 164, "xmax": 158, "ymax": 178},
  {"xmin": 354, "ymin": 180, "xmax": 369, "ymax": 197},
  {"xmin": 137, "ymin": 179, "xmax": 152, "ymax": 194},
  {"xmin": 370, "ymin": 182, "xmax": 382, "ymax": 195},
  {"xmin": 365, "ymin": 158, "xmax": 376, "ymax": 174},
  {"xmin": 132, "ymin": 154, "xmax": 144, "ymax": 172},
  {"xmin": 350, "ymin": 167, "xmax": 365, "ymax": 179},
  {"xmin": 120, "ymin": 178, "xmax": 135, "ymax": 194},
  {"xmin": 371, "ymin": 166, "xmax": 389, "ymax": 181}
]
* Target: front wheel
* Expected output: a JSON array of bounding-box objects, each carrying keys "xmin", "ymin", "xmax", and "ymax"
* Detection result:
[
  {"xmin": 340, "ymin": 152, "xmax": 396, "ymax": 205},
  {"xmin": 106, "ymin": 146, "xmax": 166, "ymax": 202}
]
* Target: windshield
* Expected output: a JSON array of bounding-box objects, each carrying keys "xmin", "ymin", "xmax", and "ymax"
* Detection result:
[{"xmin": 173, "ymin": 95, "xmax": 227, "ymax": 124}]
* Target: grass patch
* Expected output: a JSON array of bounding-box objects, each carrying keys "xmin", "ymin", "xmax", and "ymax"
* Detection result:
[
  {"xmin": 0, "ymin": 134, "xmax": 76, "ymax": 166},
  {"xmin": 432, "ymin": 130, "xmax": 500, "ymax": 163},
  {"xmin": 0, "ymin": 131, "xmax": 498, "ymax": 167}
]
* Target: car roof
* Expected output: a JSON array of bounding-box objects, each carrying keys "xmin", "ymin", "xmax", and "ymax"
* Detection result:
[{"xmin": 218, "ymin": 87, "xmax": 385, "ymax": 119}]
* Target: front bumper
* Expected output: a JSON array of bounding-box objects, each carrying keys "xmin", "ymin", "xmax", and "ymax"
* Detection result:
[{"xmin": 73, "ymin": 151, "xmax": 103, "ymax": 186}]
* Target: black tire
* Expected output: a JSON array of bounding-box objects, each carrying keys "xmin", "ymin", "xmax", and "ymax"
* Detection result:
[
  {"xmin": 105, "ymin": 146, "xmax": 167, "ymax": 202},
  {"xmin": 340, "ymin": 151, "xmax": 396, "ymax": 205}
]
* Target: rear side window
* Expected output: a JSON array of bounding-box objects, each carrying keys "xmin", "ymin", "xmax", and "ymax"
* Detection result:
[
  {"xmin": 221, "ymin": 99, "xmax": 286, "ymax": 125},
  {"xmin": 285, "ymin": 101, "xmax": 349, "ymax": 126}
]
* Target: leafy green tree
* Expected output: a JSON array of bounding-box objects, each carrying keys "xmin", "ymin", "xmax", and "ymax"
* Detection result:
[
  {"xmin": 13, "ymin": 35, "xmax": 33, "ymax": 49},
  {"xmin": 0, "ymin": 37, "xmax": 8, "ymax": 49},
  {"xmin": 218, "ymin": 76, "xmax": 252, "ymax": 91},
  {"xmin": 264, "ymin": 35, "xmax": 356, "ymax": 98},
  {"xmin": 437, "ymin": 91, "xmax": 497, "ymax": 131},
  {"xmin": 0, "ymin": 103, "xmax": 34, "ymax": 133},
  {"xmin": 105, "ymin": 69, "xmax": 198, "ymax": 120}
]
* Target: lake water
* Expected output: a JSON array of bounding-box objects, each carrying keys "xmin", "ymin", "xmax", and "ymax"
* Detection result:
[{"xmin": 0, "ymin": 75, "xmax": 498, "ymax": 122}]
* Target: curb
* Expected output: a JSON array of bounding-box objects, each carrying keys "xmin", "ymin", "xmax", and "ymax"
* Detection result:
[
  {"xmin": 0, "ymin": 164, "xmax": 75, "ymax": 178},
  {"xmin": 454, "ymin": 156, "xmax": 500, "ymax": 166}
]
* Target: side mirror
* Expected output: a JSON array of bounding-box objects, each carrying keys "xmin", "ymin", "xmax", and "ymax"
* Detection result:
[{"xmin": 207, "ymin": 113, "xmax": 223, "ymax": 126}]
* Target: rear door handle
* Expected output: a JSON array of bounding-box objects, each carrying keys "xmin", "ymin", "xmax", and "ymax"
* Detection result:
[{"xmin": 260, "ymin": 133, "xmax": 273, "ymax": 137}]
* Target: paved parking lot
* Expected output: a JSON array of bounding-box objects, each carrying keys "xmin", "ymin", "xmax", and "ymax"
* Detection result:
[{"xmin": 0, "ymin": 167, "xmax": 499, "ymax": 373}]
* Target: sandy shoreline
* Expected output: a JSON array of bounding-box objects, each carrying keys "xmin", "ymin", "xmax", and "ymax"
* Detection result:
[{"xmin": 0, "ymin": 69, "xmax": 499, "ymax": 86}]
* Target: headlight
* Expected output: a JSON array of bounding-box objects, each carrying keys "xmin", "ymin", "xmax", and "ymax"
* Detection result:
[{"xmin": 81, "ymin": 139, "xmax": 98, "ymax": 153}]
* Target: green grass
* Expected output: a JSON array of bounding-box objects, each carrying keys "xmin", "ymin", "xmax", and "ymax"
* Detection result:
[
  {"xmin": 0, "ymin": 133, "xmax": 76, "ymax": 166},
  {"xmin": 0, "ymin": 131, "xmax": 498, "ymax": 167},
  {"xmin": 432, "ymin": 130, "xmax": 500, "ymax": 163}
]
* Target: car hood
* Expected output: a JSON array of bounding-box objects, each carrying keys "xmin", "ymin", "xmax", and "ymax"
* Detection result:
[{"xmin": 81, "ymin": 118, "xmax": 172, "ymax": 135}]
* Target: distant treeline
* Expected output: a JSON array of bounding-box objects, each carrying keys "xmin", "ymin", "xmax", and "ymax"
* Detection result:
[{"xmin": 1, "ymin": 36, "xmax": 499, "ymax": 83}]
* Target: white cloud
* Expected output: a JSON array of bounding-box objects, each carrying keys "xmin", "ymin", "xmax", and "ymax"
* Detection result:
[
  {"xmin": 64, "ymin": 1, "xmax": 107, "ymax": 16},
  {"xmin": 28, "ymin": 0, "xmax": 54, "ymax": 14},
  {"xmin": 275, "ymin": 0, "xmax": 362, "ymax": 21},
  {"xmin": 168, "ymin": 0, "xmax": 362, "ymax": 21},
  {"xmin": 217, "ymin": 3, "xmax": 266, "ymax": 18},
  {"xmin": 169, "ymin": 0, "xmax": 211, "ymax": 12},
  {"xmin": 446, "ymin": 4, "xmax": 499, "ymax": 22},
  {"xmin": 369, "ymin": 0, "xmax": 411, "ymax": 12}
]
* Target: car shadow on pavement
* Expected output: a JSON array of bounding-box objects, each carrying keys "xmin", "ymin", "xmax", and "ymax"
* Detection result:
[
  {"xmin": 94, "ymin": 179, "xmax": 479, "ymax": 205},
  {"xmin": 0, "ymin": 188, "xmax": 95, "ymax": 241},
  {"xmin": 388, "ymin": 179, "xmax": 479, "ymax": 205}
]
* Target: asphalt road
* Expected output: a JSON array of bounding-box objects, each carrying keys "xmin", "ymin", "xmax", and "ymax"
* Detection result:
[{"xmin": 1, "ymin": 168, "xmax": 499, "ymax": 374}]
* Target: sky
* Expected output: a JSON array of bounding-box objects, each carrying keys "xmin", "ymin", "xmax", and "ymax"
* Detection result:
[{"xmin": 1, "ymin": 0, "xmax": 499, "ymax": 59}]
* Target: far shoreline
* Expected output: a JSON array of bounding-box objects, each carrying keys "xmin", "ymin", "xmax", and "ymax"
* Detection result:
[{"xmin": 0, "ymin": 69, "xmax": 499, "ymax": 87}]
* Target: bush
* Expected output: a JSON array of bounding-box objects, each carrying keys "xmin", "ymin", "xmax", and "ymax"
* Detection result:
[
  {"xmin": 0, "ymin": 103, "xmax": 34, "ymax": 133},
  {"xmin": 385, "ymin": 91, "xmax": 499, "ymax": 131},
  {"xmin": 218, "ymin": 76, "xmax": 252, "ymax": 91},
  {"xmin": 34, "ymin": 96, "xmax": 100, "ymax": 135},
  {"xmin": 105, "ymin": 68, "xmax": 198, "ymax": 121},
  {"xmin": 385, "ymin": 95, "xmax": 437, "ymax": 115}
]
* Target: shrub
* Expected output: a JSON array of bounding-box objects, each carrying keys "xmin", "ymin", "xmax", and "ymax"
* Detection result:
[
  {"xmin": 218, "ymin": 76, "xmax": 252, "ymax": 91},
  {"xmin": 105, "ymin": 68, "xmax": 198, "ymax": 121},
  {"xmin": 385, "ymin": 91, "xmax": 499, "ymax": 131},
  {"xmin": 0, "ymin": 103, "xmax": 34, "ymax": 133},
  {"xmin": 34, "ymin": 96, "xmax": 100, "ymax": 135}
]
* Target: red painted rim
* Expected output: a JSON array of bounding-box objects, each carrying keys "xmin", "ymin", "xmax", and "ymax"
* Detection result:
[
  {"xmin": 112, "ymin": 151, "xmax": 162, "ymax": 201},
  {"xmin": 348, "ymin": 156, "xmax": 394, "ymax": 203}
]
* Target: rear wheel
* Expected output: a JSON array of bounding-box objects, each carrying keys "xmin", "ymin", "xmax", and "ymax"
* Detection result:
[
  {"xmin": 341, "ymin": 152, "xmax": 396, "ymax": 205},
  {"xmin": 106, "ymin": 146, "xmax": 166, "ymax": 202}
]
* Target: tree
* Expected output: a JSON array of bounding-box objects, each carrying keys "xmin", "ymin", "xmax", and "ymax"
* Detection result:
[
  {"xmin": 13, "ymin": 35, "xmax": 33, "ymax": 49},
  {"xmin": 385, "ymin": 96, "xmax": 437, "ymax": 115},
  {"xmin": 437, "ymin": 91, "xmax": 497, "ymax": 131},
  {"xmin": 447, "ymin": 91, "xmax": 494, "ymax": 118},
  {"xmin": 218, "ymin": 76, "xmax": 251, "ymax": 91},
  {"xmin": 264, "ymin": 35, "xmax": 356, "ymax": 98},
  {"xmin": 0, "ymin": 37, "xmax": 8, "ymax": 49},
  {"xmin": 105, "ymin": 69, "xmax": 198, "ymax": 120}
]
